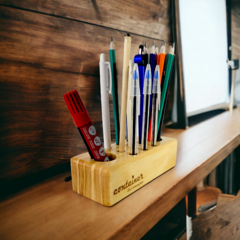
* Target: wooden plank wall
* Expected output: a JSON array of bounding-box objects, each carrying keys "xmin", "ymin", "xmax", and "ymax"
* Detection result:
[{"xmin": 0, "ymin": 0, "xmax": 173, "ymax": 183}]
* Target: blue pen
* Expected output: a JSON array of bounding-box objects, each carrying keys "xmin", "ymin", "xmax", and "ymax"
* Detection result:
[
  {"xmin": 142, "ymin": 64, "xmax": 152, "ymax": 150},
  {"xmin": 134, "ymin": 53, "xmax": 145, "ymax": 144}
]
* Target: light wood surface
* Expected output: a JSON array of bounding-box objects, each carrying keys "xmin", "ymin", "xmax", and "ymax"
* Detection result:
[
  {"xmin": 0, "ymin": 108, "xmax": 240, "ymax": 240},
  {"xmin": 71, "ymin": 137, "xmax": 177, "ymax": 206}
]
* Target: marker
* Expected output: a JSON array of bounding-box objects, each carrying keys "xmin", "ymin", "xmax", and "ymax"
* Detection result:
[
  {"xmin": 99, "ymin": 53, "xmax": 112, "ymax": 150},
  {"xmin": 142, "ymin": 64, "xmax": 152, "ymax": 150},
  {"xmin": 64, "ymin": 90, "xmax": 109, "ymax": 161}
]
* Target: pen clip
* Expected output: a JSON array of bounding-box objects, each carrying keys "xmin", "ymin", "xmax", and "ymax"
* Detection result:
[{"xmin": 105, "ymin": 62, "xmax": 112, "ymax": 94}]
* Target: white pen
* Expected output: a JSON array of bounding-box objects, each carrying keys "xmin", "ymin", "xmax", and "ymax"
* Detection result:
[
  {"xmin": 151, "ymin": 65, "xmax": 161, "ymax": 146},
  {"xmin": 142, "ymin": 64, "xmax": 152, "ymax": 150},
  {"xmin": 99, "ymin": 53, "xmax": 112, "ymax": 150},
  {"xmin": 130, "ymin": 64, "xmax": 140, "ymax": 155}
]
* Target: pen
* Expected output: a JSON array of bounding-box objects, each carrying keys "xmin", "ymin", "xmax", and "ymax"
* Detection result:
[
  {"xmin": 119, "ymin": 33, "xmax": 131, "ymax": 152},
  {"xmin": 130, "ymin": 64, "xmax": 140, "ymax": 155},
  {"xmin": 157, "ymin": 44, "xmax": 175, "ymax": 141},
  {"xmin": 127, "ymin": 60, "xmax": 133, "ymax": 147},
  {"xmin": 157, "ymin": 49, "xmax": 175, "ymax": 141},
  {"xmin": 151, "ymin": 65, "xmax": 161, "ymax": 146},
  {"xmin": 109, "ymin": 37, "xmax": 120, "ymax": 145},
  {"xmin": 64, "ymin": 90, "xmax": 109, "ymax": 162},
  {"xmin": 134, "ymin": 49, "xmax": 146, "ymax": 144},
  {"xmin": 158, "ymin": 43, "xmax": 166, "ymax": 83},
  {"xmin": 99, "ymin": 53, "xmax": 112, "ymax": 150},
  {"xmin": 142, "ymin": 64, "xmax": 152, "ymax": 150},
  {"xmin": 148, "ymin": 43, "xmax": 156, "ymax": 142}
]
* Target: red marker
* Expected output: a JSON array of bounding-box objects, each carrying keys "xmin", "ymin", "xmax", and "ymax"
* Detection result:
[{"xmin": 64, "ymin": 90, "xmax": 109, "ymax": 161}]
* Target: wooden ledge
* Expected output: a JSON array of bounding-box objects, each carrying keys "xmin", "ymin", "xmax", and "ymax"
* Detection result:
[{"xmin": 0, "ymin": 107, "xmax": 240, "ymax": 240}]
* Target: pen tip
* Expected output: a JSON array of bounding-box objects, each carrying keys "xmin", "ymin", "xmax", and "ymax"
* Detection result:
[
  {"xmin": 111, "ymin": 36, "xmax": 113, "ymax": 42},
  {"xmin": 126, "ymin": 33, "xmax": 131, "ymax": 37}
]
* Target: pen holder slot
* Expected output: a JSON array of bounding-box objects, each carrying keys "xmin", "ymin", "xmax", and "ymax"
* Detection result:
[{"xmin": 71, "ymin": 136, "xmax": 177, "ymax": 206}]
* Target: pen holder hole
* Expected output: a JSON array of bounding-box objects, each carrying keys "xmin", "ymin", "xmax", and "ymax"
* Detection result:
[{"xmin": 107, "ymin": 153, "xmax": 117, "ymax": 161}]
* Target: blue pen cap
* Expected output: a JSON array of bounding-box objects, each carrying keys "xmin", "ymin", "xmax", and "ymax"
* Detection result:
[
  {"xmin": 152, "ymin": 65, "xmax": 160, "ymax": 94},
  {"xmin": 131, "ymin": 64, "xmax": 140, "ymax": 97},
  {"xmin": 143, "ymin": 64, "xmax": 152, "ymax": 95},
  {"xmin": 134, "ymin": 55, "xmax": 145, "ymax": 65}
]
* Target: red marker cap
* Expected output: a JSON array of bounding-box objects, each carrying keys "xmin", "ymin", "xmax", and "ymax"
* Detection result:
[{"xmin": 64, "ymin": 90, "xmax": 92, "ymax": 128}]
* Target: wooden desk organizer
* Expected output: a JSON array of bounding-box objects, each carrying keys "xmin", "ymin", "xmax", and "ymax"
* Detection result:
[{"xmin": 71, "ymin": 136, "xmax": 177, "ymax": 206}]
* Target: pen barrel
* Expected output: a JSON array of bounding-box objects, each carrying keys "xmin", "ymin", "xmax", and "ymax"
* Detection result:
[
  {"xmin": 101, "ymin": 98, "xmax": 111, "ymax": 150},
  {"xmin": 131, "ymin": 96, "xmax": 138, "ymax": 155},
  {"xmin": 99, "ymin": 62, "xmax": 108, "ymax": 100},
  {"xmin": 119, "ymin": 35, "xmax": 131, "ymax": 152},
  {"xmin": 110, "ymin": 50, "xmax": 120, "ymax": 145},
  {"xmin": 151, "ymin": 94, "xmax": 158, "ymax": 146},
  {"xmin": 142, "ymin": 94, "xmax": 150, "ymax": 150}
]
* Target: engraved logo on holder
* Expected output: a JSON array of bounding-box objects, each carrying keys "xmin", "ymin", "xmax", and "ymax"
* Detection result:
[{"xmin": 113, "ymin": 174, "xmax": 144, "ymax": 195}]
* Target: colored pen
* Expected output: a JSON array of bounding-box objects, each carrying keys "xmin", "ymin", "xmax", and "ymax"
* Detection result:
[
  {"xmin": 119, "ymin": 33, "xmax": 131, "ymax": 152},
  {"xmin": 157, "ymin": 49, "xmax": 175, "ymax": 141},
  {"xmin": 64, "ymin": 90, "xmax": 109, "ymax": 162},
  {"xmin": 130, "ymin": 64, "xmax": 140, "ymax": 155},
  {"xmin": 151, "ymin": 65, "xmax": 161, "ymax": 146},
  {"xmin": 148, "ymin": 43, "xmax": 156, "ymax": 142},
  {"xmin": 158, "ymin": 43, "xmax": 166, "ymax": 83},
  {"xmin": 134, "ymin": 52, "xmax": 146, "ymax": 144},
  {"xmin": 142, "ymin": 64, "xmax": 152, "ymax": 150},
  {"xmin": 157, "ymin": 44, "xmax": 175, "ymax": 141},
  {"xmin": 109, "ymin": 37, "xmax": 120, "ymax": 145},
  {"xmin": 99, "ymin": 53, "xmax": 112, "ymax": 150}
]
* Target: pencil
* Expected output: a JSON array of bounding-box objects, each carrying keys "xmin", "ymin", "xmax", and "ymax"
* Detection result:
[{"xmin": 119, "ymin": 33, "xmax": 131, "ymax": 152}]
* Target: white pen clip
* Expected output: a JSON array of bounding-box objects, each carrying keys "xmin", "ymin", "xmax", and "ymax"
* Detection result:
[{"xmin": 105, "ymin": 62, "xmax": 112, "ymax": 94}]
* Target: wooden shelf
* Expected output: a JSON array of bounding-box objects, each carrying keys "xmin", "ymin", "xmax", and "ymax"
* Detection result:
[{"xmin": 0, "ymin": 107, "xmax": 240, "ymax": 240}]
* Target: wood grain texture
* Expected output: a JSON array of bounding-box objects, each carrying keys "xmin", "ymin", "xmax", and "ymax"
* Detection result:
[
  {"xmin": 0, "ymin": 108, "xmax": 240, "ymax": 240},
  {"xmin": 71, "ymin": 137, "xmax": 177, "ymax": 206},
  {"xmin": 0, "ymin": 5, "xmax": 165, "ymax": 182},
  {"xmin": 191, "ymin": 191, "xmax": 240, "ymax": 240},
  {"xmin": 0, "ymin": 0, "xmax": 171, "ymax": 40},
  {"xmin": 0, "ymin": 60, "xmax": 105, "ymax": 181},
  {"xmin": 0, "ymin": 6, "xmax": 163, "ymax": 76}
]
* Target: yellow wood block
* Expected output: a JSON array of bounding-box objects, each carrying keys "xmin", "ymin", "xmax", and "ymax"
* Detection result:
[{"xmin": 71, "ymin": 136, "xmax": 177, "ymax": 206}]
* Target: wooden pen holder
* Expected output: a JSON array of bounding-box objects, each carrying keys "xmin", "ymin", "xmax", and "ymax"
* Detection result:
[{"xmin": 71, "ymin": 136, "xmax": 177, "ymax": 206}]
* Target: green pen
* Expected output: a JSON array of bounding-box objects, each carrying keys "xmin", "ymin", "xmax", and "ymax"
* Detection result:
[
  {"xmin": 109, "ymin": 37, "xmax": 120, "ymax": 145},
  {"xmin": 156, "ymin": 45, "xmax": 175, "ymax": 141}
]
